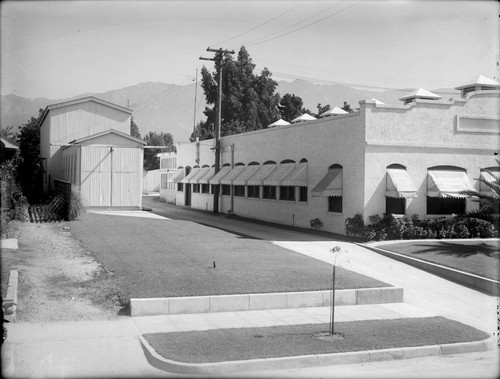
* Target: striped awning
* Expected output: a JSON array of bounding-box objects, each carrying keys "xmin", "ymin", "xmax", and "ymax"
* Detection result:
[
  {"xmin": 208, "ymin": 165, "xmax": 232, "ymax": 185},
  {"xmin": 427, "ymin": 170, "xmax": 475, "ymax": 198},
  {"xmin": 182, "ymin": 167, "xmax": 200, "ymax": 183},
  {"xmin": 312, "ymin": 168, "xmax": 342, "ymax": 197},
  {"xmin": 263, "ymin": 163, "xmax": 296, "ymax": 186},
  {"xmin": 220, "ymin": 165, "xmax": 246, "ymax": 185},
  {"xmin": 188, "ymin": 167, "xmax": 210, "ymax": 184},
  {"xmin": 386, "ymin": 168, "xmax": 417, "ymax": 198},
  {"xmin": 282, "ymin": 163, "xmax": 308, "ymax": 187},
  {"xmin": 198, "ymin": 167, "xmax": 215, "ymax": 184},
  {"xmin": 247, "ymin": 164, "xmax": 277, "ymax": 186},
  {"xmin": 170, "ymin": 169, "xmax": 185, "ymax": 183},
  {"xmin": 233, "ymin": 164, "xmax": 261, "ymax": 186},
  {"xmin": 479, "ymin": 170, "xmax": 500, "ymax": 196}
]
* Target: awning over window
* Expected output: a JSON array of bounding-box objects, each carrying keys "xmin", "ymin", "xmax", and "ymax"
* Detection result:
[
  {"xmin": 312, "ymin": 168, "xmax": 342, "ymax": 197},
  {"xmin": 188, "ymin": 167, "xmax": 210, "ymax": 184},
  {"xmin": 198, "ymin": 167, "xmax": 215, "ymax": 184},
  {"xmin": 386, "ymin": 168, "xmax": 417, "ymax": 198},
  {"xmin": 170, "ymin": 169, "xmax": 185, "ymax": 183},
  {"xmin": 208, "ymin": 165, "xmax": 232, "ymax": 185},
  {"xmin": 427, "ymin": 170, "xmax": 475, "ymax": 198},
  {"xmin": 182, "ymin": 167, "xmax": 200, "ymax": 183},
  {"xmin": 263, "ymin": 163, "xmax": 297, "ymax": 186},
  {"xmin": 247, "ymin": 164, "xmax": 277, "ymax": 186},
  {"xmin": 282, "ymin": 163, "xmax": 308, "ymax": 187},
  {"xmin": 220, "ymin": 165, "xmax": 246, "ymax": 185},
  {"xmin": 479, "ymin": 170, "xmax": 500, "ymax": 195},
  {"xmin": 233, "ymin": 165, "xmax": 261, "ymax": 186}
]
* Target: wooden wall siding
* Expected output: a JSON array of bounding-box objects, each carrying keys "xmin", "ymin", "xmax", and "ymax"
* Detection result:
[
  {"xmin": 48, "ymin": 101, "xmax": 130, "ymax": 159},
  {"xmin": 80, "ymin": 146, "xmax": 112, "ymax": 207},
  {"xmin": 79, "ymin": 146, "xmax": 142, "ymax": 207}
]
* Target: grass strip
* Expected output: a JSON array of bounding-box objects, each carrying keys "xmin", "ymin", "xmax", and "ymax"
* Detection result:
[
  {"xmin": 376, "ymin": 240, "xmax": 500, "ymax": 281},
  {"xmin": 143, "ymin": 316, "xmax": 489, "ymax": 363}
]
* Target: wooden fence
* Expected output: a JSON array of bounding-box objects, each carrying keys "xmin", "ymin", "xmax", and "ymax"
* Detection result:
[{"xmin": 28, "ymin": 180, "xmax": 71, "ymax": 223}]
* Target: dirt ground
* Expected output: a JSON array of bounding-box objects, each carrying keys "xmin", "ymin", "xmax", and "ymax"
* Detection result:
[{"xmin": 1, "ymin": 221, "xmax": 122, "ymax": 322}]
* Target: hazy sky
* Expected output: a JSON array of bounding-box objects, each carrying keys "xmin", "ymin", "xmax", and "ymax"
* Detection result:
[{"xmin": 1, "ymin": 0, "xmax": 498, "ymax": 99}]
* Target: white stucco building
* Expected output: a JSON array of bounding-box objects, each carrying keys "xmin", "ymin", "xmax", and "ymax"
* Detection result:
[
  {"xmin": 39, "ymin": 97, "xmax": 145, "ymax": 208},
  {"xmin": 159, "ymin": 76, "xmax": 500, "ymax": 235}
]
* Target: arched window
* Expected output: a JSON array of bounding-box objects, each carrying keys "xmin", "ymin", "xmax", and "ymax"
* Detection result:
[
  {"xmin": 426, "ymin": 166, "xmax": 474, "ymax": 215},
  {"xmin": 312, "ymin": 164, "xmax": 343, "ymax": 213},
  {"xmin": 385, "ymin": 164, "xmax": 416, "ymax": 215}
]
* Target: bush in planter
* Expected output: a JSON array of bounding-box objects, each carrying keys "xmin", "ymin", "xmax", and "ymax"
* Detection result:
[
  {"xmin": 309, "ymin": 218, "xmax": 323, "ymax": 230},
  {"xmin": 345, "ymin": 214, "xmax": 366, "ymax": 237},
  {"xmin": 359, "ymin": 213, "xmax": 496, "ymax": 241}
]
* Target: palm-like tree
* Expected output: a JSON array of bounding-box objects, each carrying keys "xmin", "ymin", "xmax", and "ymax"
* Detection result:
[{"xmin": 463, "ymin": 161, "xmax": 500, "ymax": 214}]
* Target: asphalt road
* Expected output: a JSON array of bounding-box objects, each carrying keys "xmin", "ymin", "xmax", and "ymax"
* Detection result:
[{"xmin": 142, "ymin": 196, "xmax": 346, "ymax": 242}]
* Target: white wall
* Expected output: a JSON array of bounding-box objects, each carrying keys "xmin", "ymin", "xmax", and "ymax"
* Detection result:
[
  {"xmin": 143, "ymin": 169, "xmax": 160, "ymax": 193},
  {"xmin": 169, "ymin": 91, "xmax": 499, "ymax": 235}
]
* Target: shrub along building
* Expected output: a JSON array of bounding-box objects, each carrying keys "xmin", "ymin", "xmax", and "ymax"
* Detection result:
[
  {"xmin": 159, "ymin": 76, "xmax": 500, "ymax": 235},
  {"xmin": 39, "ymin": 97, "xmax": 145, "ymax": 208}
]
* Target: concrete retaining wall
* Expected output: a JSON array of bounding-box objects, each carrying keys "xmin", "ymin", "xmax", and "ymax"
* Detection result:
[
  {"xmin": 131, "ymin": 287, "xmax": 404, "ymax": 317},
  {"xmin": 360, "ymin": 243, "xmax": 500, "ymax": 296}
]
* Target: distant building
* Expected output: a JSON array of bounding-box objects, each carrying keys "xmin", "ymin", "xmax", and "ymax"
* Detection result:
[
  {"xmin": 0, "ymin": 136, "xmax": 19, "ymax": 164},
  {"xmin": 159, "ymin": 76, "xmax": 500, "ymax": 235},
  {"xmin": 39, "ymin": 97, "xmax": 145, "ymax": 208}
]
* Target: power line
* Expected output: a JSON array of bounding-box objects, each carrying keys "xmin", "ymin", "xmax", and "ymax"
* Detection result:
[
  {"xmin": 253, "ymin": 57, "xmax": 463, "ymax": 90},
  {"xmin": 245, "ymin": 2, "xmax": 360, "ymax": 48},
  {"xmin": 233, "ymin": 2, "xmax": 342, "ymax": 50},
  {"xmin": 132, "ymin": 80, "xmax": 193, "ymax": 113},
  {"xmin": 210, "ymin": 4, "xmax": 302, "ymax": 48}
]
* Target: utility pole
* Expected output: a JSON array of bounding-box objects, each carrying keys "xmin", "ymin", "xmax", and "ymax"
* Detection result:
[
  {"xmin": 200, "ymin": 47, "xmax": 234, "ymax": 214},
  {"xmin": 193, "ymin": 68, "xmax": 198, "ymax": 136}
]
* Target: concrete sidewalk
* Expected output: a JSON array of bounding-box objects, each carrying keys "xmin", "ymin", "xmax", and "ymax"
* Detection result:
[
  {"xmin": 272, "ymin": 241, "xmax": 498, "ymax": 335},
  {"xmin": 1, "ymin": 303, "xmax": 435, "ymax": 378}
]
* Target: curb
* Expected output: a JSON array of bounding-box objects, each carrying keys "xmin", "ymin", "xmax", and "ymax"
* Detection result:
[
  {"xmin": 139, "ymin": 335, "xmax": 498, "ymax": 376},
  {"xmin": 359, "ymin": 243, "xmax": 500, "ymax": 296},
  {"xmin": 2, "ymin": 270, "xmax": 18, "ymax": 322},
  {"xmin": 130, "ymin": 287, "xmax": 404, "ymax": 317}
]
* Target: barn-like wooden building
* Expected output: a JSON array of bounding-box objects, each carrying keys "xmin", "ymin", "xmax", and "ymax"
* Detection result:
[{"xmin": 39, "ymin": 97, "xmax": 145, "ymax": 208}]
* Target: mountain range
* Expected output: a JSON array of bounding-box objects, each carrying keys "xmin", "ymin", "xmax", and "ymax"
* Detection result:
[{"xmin": 1, "ymin": 80, "xmax": 458, "ymax": 143}]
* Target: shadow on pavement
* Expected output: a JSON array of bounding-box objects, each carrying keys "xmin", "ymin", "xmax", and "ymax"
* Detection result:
[{"xmin": 142, "ymin": 196, "xmax": 362, "ymax": 243}]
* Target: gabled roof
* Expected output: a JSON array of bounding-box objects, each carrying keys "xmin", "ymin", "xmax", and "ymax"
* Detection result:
[
  {"xmin": 268, "ymin": 118, "xmax": 291, "ymax": 127},
  {"xmin": 291, "ymin": 113, "xmax": 317, "ymax": 123},
  {"xmin": 0, "ymin": 136, "xmax": 19, "ymax": 150},
  {"xmin": 319, "ymin": 106, "xmax": 348, "ymax": 117},
  {"xmin": 65, "ymin": 129, "xmax": 145, "ymax": 147},
  {"xmin": 39, "ymin": 96, "xmax": 132, "ymax": 127},
  {"xmin": 455, "ymin": 75, "xmax": 500, "ymax": 90},
  {"xmin": 47, "ymin": 96, "xmax": 132, "ymax": 113},
  {"xmin": 370, "ymin": 98, "xmax": 385, "ymax": 105},
  {"xmin": 399, "ymin": 88, "xmax": 441, "ymax": 101}
]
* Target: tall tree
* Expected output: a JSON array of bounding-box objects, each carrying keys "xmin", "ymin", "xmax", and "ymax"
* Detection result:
[
  {"xmin": 143, "ymin": 131, "xmax": 176, "ymax": 171},
  {"xmin": 130, "ymin": 117, "xmax": 141, "ymax": 139},
  {"xmin": 341, "ymin": 101, "xmax": 353, "ymax": 113},
  {"xmin": 277, "ymin": 93, "xmax": 304, "ymax": 122},
  {"xmin": 200, "ymin": 46, "xmax": 280, "ymax": 136},
  {"xmin": 16, "ymin": 109, "xmax": 45, "ymax": 202},
  {"xmin": 316, "ymin": 103, "xmax": 331, "ymax": 118},
  {"xmin": 190, "ymin": 121, "xmax": 213, "ymax": 142}
]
